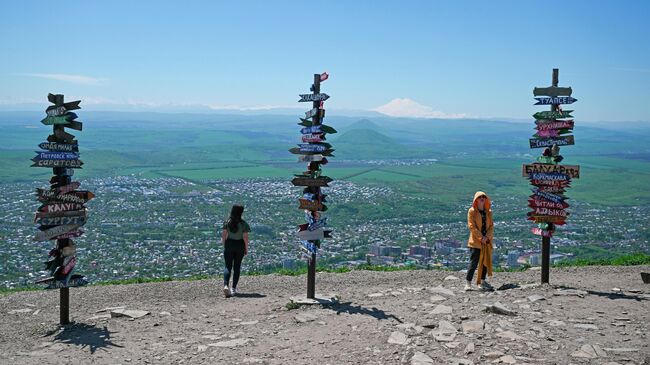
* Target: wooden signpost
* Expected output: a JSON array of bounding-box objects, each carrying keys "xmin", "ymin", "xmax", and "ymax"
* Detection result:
[
  {"xmin": 31, "ymin": 94, "xmax": 93, "ymax": 325},
  {"xmin": 290, "ymin": 73, "xmax": 336, "ymax": 299},
  {"xmin": 524, "ymin": 69, "xmax": 580, "ymax": 284}
]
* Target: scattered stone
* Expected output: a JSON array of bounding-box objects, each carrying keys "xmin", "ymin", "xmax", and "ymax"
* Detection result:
[
  {"xmin": 294, "ymin": 313, "xmax": 318, "ymax": 323},
  {"xmin": 570, "ymin": 344, "xmax": 599, "ymax": 359},
  {"xmin": 444, "ymin": 275, "xmax": 460, "ymax": 281},
  {"xmin": 419, "ymin": 320, "xmax": 437, "ymax": 329},
  {"xmin": 554, "ymin": 289, "xmax": 588, "ymax": 297},
  {"xmin": 197, "ymin": 345, "xmax": 208, "ymax": 352},
  {"xmin": 86, "ymin": 313, "xmax": 112, "ymax": 321},
  {"xmin": 546, "ymin": 320, "xmax": 565, "ymax": 327},
  {"xmin": 242, "ymin": 358, "xmax": 265, "ymax": 364},
  {"xmin": 603, "ymin": 347, "xmax": 638, "ymax": 352},
  {"xmin": 208, "ymin": 338, "xmax": 251, "ymax": 348},
  {"xmin": 444, "ymin": 341, "xmax": 461, "ymax": 349},
  {"xmin": 483, "ymin": 302, "xmax": 516, "ymax": 316},
  {"xmin": 8, "ymin": 308, "xmax": 33, "ymax": 314},
  {"xmin": 450, "ymin": 358, "xmax": 474, "ymax": 365},
  {"xmin": 498, "ymin": 355, "xmax": 517, "ymax": 364},
  {"xmin": 461, "ymin": 320, "xmax": 484, "ymax": 333},
  {"xmin": 240, "ymin": 320, "xmax": 259, "ymax": 326},
  {"xmin": 410, "ymin": 351, "xmax": 434, "ymax": 365},
  {"xmin": 574, "ymin": 323, "xmax": 598, "ymax": 330},
  {"xmin": 611, "ymin": 287, "xmax": 622, "ymax": 292},
  {"xmin": 387, "ymin": 331, "xmax": 409, "ymax": 345},
  {"xmin": 429, "ymin": 295, "xmax": 447, "ymax": 303},
  {"xmin": 110, "ymin": 309, "xmax": 150, "ymax": 319},
  {"xmin": 430, "ymin": 304, "xmax": 453, "ymax": 315},
  {"xmin": 367, "ymin": 293, "xmax": 383, "ymax": 298},
  {"xmin": 159, "ymin": 311, "xmax": 171, "ymax": 316},
  {"xmin": 495, "ymin": 330, "xmax": 524, "ymax": 341},
  {"xmin": 527, "ymin": 295, "xmax": 545, "ymax": 303},
  {"xmin": 427, "ymin": 286, "xmax": 455, "ymax": 297},
  {"xmin": 95, "ymin": 306, "xmax": 125, "ymax": 313},
  {"xmin": 431, "ymin": 320, "xmax": 457, "ymax": 342},
  {"xmin": 464, "ymin": 342, "xmax": 475, "ymax": 355},
  {"xmin": 483, "ymin": 351, "xmax": 504, "ymax": 359}
]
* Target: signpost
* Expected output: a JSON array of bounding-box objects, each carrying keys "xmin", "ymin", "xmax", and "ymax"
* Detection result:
[
  {"xmin": 524, "ymin": 69, "xmax": 580, "ymax": 284},
  {"xmin": 289, "ymin": 73, "xmax": 336, "ymax": 299},
  {"xmin": 31, "ymin": 94, "xmax": 92, "ymax": 325}
]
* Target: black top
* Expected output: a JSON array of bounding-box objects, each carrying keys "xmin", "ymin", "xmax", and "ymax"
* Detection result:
[{"xmin": 479, "ymin": 209, "xmax": 487, "ymax": 237}]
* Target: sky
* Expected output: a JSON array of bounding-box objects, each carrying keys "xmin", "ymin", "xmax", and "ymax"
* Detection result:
[{"xmin": 1, "ymin": 0, "xmax": 649, "ymax": 122}]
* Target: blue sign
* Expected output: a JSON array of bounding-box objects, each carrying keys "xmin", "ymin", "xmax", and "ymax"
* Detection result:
[
  {"xmin": 301, "ymin": 125, "xmax": 322, "ymax": 134},
  {"xmin": 33, "ymin": 151, "xmax": 80, "ymax": 160},
  {"xmin": 534, "ymin": 97, "xmax": 577, "ymax": 105},
  {"xmin": 300, "ymin": 240, "xmax": 319, "ymax": 254}
]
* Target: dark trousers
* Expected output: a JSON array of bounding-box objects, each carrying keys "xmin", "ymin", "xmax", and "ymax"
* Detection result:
[
  {"xmin": 466, "ymin": 248, "xmax": 487, "ymax": 282},
  {"xmin": 224, "ymin": 239, "xmax": 245, "ymax": 288}
]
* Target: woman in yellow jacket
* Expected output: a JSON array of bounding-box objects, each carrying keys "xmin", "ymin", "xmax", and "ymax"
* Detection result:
[{"xmin": 465, "ymin": 191, "xmax": 494, "ymax": 291}]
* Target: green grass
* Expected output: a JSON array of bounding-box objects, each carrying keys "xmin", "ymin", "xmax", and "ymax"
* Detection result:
[{"xmin": 553, "ymin": 253, "xmax": 650, "ymax": 267}]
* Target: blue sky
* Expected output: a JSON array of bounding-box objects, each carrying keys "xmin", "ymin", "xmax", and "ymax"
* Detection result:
[{"xmin": 1, "ymin": 1, "xmax": 649, "ymax": 121}]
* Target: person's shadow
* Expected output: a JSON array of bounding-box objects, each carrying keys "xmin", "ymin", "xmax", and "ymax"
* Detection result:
[
  {"xmin": 234, "ymin": 292, "xmax": 266, "ymax": 298},
  {"xmin": 324, "ymin": 301, "xmax": 403, "ymax": 323},
  {"xmin": 49, "ymin": 323, "xmax": 123, "ymax": 354}
]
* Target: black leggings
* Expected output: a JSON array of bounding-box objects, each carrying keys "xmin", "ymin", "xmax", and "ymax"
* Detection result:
[
  {"xmin": 466, "ymin": 247, "xmax": 487, "ymax": 282},
  {"xmin": 223, "ymin": 239, "xmax": 245, "ymax": 288}
]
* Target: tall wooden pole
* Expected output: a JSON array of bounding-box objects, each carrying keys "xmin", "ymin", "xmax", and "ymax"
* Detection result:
[
  {"xmin": 52, "ymin": 123, "xmax": 71, "ymax": 324},
  {"xmin": 306, "ymin": 73, "xmax": 321, "ymax": 299},
  {"xmin": 541, "ymin": 68, "xmax": 559, "ymax": 284}
]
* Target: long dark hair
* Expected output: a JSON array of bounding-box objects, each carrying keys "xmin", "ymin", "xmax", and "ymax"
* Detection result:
[{"xmin": 227, "ymin": 204, "xmax": 244, "ymax": 233}]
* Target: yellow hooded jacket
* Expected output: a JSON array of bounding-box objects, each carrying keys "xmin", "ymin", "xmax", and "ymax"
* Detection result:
[{"xmin": 467, "ymin": 191, "xmax": 494, "ymax": 283}]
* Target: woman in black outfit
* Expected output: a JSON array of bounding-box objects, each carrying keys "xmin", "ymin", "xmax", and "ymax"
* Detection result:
[{"xmin": 221, "ymin": 204, "xmax": 250, "ymax": 297}]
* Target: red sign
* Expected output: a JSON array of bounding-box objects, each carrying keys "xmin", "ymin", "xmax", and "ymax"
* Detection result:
[
  {"xmin": 531, "ymin": 227, "xmax": 554, "ymax": 237},
  {"xmin": 528, "ymin": 199, "xmax": 569, "ymax": 209},
  {"xmin": 320, "ymin": 72, "xmax": 329, "ymax": 81}
]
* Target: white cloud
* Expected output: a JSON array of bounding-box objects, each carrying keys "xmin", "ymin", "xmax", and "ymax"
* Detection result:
[
  {"xmin": 373, "ymin": 98, "xmax": 467, "ymax": 119},
  {"xmin": 22, "ymin": 73, "xmax": 108, "ymax": 85}
]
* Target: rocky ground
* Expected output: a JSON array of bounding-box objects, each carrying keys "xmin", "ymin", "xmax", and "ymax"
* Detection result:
[{"xmin": 1, "ymin": 265, "xmax": 649, "ymax": 365}]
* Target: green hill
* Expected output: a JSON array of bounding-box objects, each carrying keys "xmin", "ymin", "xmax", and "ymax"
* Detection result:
[{"xmin": 331, "ymin": 128, "xmax": 426, "ymax": 159}]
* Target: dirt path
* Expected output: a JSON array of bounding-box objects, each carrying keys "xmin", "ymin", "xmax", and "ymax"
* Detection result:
[{"xmin": 1, "ymin": 266, "xmax": 648, "ymax": 364}]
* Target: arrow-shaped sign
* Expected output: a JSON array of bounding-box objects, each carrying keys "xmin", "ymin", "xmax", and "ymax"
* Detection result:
[
  {"xmin": 298, "ymin": 154, "xmax": 326, "ymax": 163},
  {"xmin": 38, "ymin": 141, "xmax": 79, "ymax": 152},
  {"xmin": 533, "ymin": 129, "xmax": 572, "ymax": 138},
  {"xmin": 45, "ymin": 100, "xmax": 81, "ymax": 116},
  {"xmin": 522, "ymin": 163, "xmax": 580, "ymax": 178},
  {"xmin": 31, "ymin": 159, "xmax": 83, "ymax": 168},
  {"xmin": 305, "ymin": 108, "xmax": 325, "ymax": 119},
  {"xmin": 531, "ymin": 227, "xmax": 554, "ymax": 237},
  {"xmin": 533, "ymin": 110, "xmax": 573, "ymax": 119},
  {"xmin": 33, "ymin": 151, "xmax": 80, "ymax": 161},
  {"xmin": 534, "ymin": 97, "xmax": 577, "ymax": 105},
  {"xmin": 532, "ymin": 189, "xmax": 566, "ymax": 204},
  {"xmin": 529, "ymin": 135, "xmax": 575, "ymax": 149},
  {"xmin": 302, "ymin": 133, "xmax": 325, "ymax": 143},
  {"xmin": 35, "ymin": 215, "xmax": 87, "ymax": 226},
  {"xmin": 36, "ymin": 189, "xmax": 94, "ymax": 204},
  {"xmin": 527, "ymin": 215, "xmax": 566, "ymax": 224},
  {"xmin": 300, "ymin": 240, "xmax": 319, "ymax": 254},
  {"xmin": 299, "ymin": 93, "xmax": 330, "ymax": 102},
  {"xmin": 38, "ymin": 202, "xmax": 85, "ymax": 213},
  {"xmin": 297, "ymin": 143, "xmax": 332, "ymax": 153},
  {"xmin": 535, "ymin": 120, "xmax": 574, "ymax": 130},
  {"xmin": 291, "ymin": 176, "xmax": 333, "ymax": 187},
  {"xmin": 528, "ymin": 172, "xmax": 571, "ymax": 181},
  {"xmin": 33, "ymin": 224, "xmax": 80, "ymax": 241},
  {"xmin": 300, "ymin": 125, "xmax": 337, "ymax": 134},
  {"xmin": 533, "ymin": 86, "xmax": 572, "ymax": 97},
  {"xmin": 289, "ymin": 147, "xmax": 334, "ymax": 156},
  {"xmin": 528, "ymin": 199, "xmax": 569, "ymax": 210},
  {"xmin": 50, "ymin": 129, "xmax": 76, "ymax": 143},
  {"xmin": 297, "ymin": 228, "xmax": 332, "ymax": 241}
]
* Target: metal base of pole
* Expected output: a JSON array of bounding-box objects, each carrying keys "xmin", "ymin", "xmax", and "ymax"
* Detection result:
[
  {"xmin": 541, "ymin": 236, "xmax": 550, "ymax": 284},
  {"xmin": 60, "ymin": 287, "xmax": 70, "ymax": 325},
  {"xmin": 307, "ymin": 253, "xmax": 316, "ymax": 299}
]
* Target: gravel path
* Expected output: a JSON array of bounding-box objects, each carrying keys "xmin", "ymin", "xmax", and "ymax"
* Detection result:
[{"xmin": 1, "ymin": 266, "xmax": 648, "ymax": 364}]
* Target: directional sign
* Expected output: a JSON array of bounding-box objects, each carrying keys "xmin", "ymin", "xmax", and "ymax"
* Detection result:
[
  {"xmin": 36, "ymin": 189, "xmax": 94, "ymax": 204},
  {"xmin": 302, "ymin": 133, "xmax": 325, "ymax": 143},
  {"xmin": 300, "ymin": 124, "xmax": 337, "ymax": 134},
  {"xmin": 531, "ymin": 227, "xmax": 554, "ymax": 237},
  {"xmin": 534, "ymin": 129, "xmax": 571, "ymax": 138},
  {"xmin": 39, "ymin": 141, "xmax": 79, "ymax": 152},
  {"xmin": 529, "ymin": 179, "xmax": 570, "ymax": 188},
  {"xmin": 299, "ymin": 93, "xmax": 330, "ymax": 102},
  {"xmin": 39, "ymin": 202, "xmax": 85, "ymax": 213},
  {"xmin": 31, "ymin": 159, "xmax": 83, "ymax": 168},
  {"xmin": 528, "ymin": 215, "xmax": 566, "ymax": 224},
  {"xmin": 320, "ymin": 72, "xmax": 329, "ymax": 81},
  {"xmin": 297, "ymin": 143, "xmax": 332, "ymax": 153},
  {"xmin": 528, "ymin": 172, "xmax": 571, "ymax": 181},
  {"xmin": 53, "ymin": 229, "xmax": 84, "ymax": 240},
  {"xmin": 528, "ymin": 207, "xmax": 568, "ymax": 217},
  {"xmin": 45, "ymin": 275, "xmax": 88, "ymax": 289},
  {"xmin": 299, "ymin": 198, "xmax": 326, "ymax": 211},
  {"xmin": 51, "ymin": 129, "xmax": 76, "ymax": 143},
  {"xmin": 35, "ymin": 215, "xmax": 87, "ymax": 226},
  {"xmin": 56, "ymin": 182, "xmax": 81, "ymax": 194},
  {"xmin": 34, "ymin": 209, "xmax": 86, "ymax": 220},
  {"xmin": 65, "ymin": 120, "xmax": 83, "ymax": 131},
  {"xmin": 291, "ymin": 176, "xmax": 332, "ymax": 187},
  {"xmin": 533, "ymin": 110, "xmax": 573, "ymax": 119},
  {"xmin": 534, "ymin": 97, "xmax": 577, "ymax": 105},
  {"xmin": 528, "ymin": 199, "xmax": 569, "ymax": 209},
  {"xmin": 300, "ymin": 240, "xmax": 319, "ymax": 254},
  {"xmin": 532, "ymin": 186, "xmax": 566, "ymax": 194},
  {"xmin": 298, "ymin": 228, "xmax": 332, "ymax": 241},
  {"xmin": 298, "ymin": 154, "xmax": 326, "ymax": 162},
  {"xmin": 535, "ymin": 120, "xmax": 574, "ymax": 130},
  {"xmin": 33, "ymin": 224, "xmax": 80, "ymax": 241},
  {"xmin": 522, "ymin": 163, "xmax": 580, "ymax": 178},
  {"xmin": 529, "ymin": 135, "xmax": 575, "ymax": 149},
  {"xmin": 289, "ymin": 147, "xmax": 334, "ymax": 156},
  {"xmin": 46, "ymin": 102, "xmax": 81, "ymax": 117},
  {"xmin": 532, "ymin": 190, "xmax": 566, "ymax": 204},
  {"xmin": 41, "ymin": 115, "xmax": 72, "ymax": 126},
  {"xmin": 533, "ymin": 86, "xmax": 572, "ymax": 97},
  {"xmin": 33, "ymin": 151, "xmax": 80, "ymax": 160}
]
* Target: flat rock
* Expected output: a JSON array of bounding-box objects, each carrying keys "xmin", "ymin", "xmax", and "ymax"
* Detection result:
[
  {"xmin": 387, "ymin": 331, "xmax": 409, "ymax": 345},
  {"xmin": 495, "ymin": 330, "xmax": 524, "ymax": 341},
  {"xmin": 431, "ymin": 320, "xmax": 457, "ymax": 342},
  {"xmin": 289, "ymin": 295, "xmax": 338, "ymax": 305},
  {"xmin": 208, "ymin": 338, "xmax": 251, "ymax": 348},
  {"xmin": 294, "ymin": 313, "xmax": 318, "ymax": 323},
  {"xmin": 444, "ymin": 275, "xmax": 460, "ymax": 281},
  {"xmin": 240, "ymin": 320, "xmax": 259, "ymax": 326},
  {"xmin": 430, "ymin": 304, "xmax": 453, "ymax": 315},
  {"xmin": 367, "ymin": 293, "xmax": 383, "ymax": 298},
  {"xmin": 483, "ymin": 351, "xmax": 505, "ymax": 359},
  {"xmin": 95, "ymin": 306, "xmax": 126, "ymax": 313},
  {"xmin": 546, "ymin": 320, "xmax": 566, "ymax": 327},
  {"xmin": 554, "ymin": 289, "xmax": 588, "ymax": 297},
  {"xmin": 461, "ymin": 320, "xmax": 484, "ymax": 333},
  {"xmin": 570, "ymin": 344, "xmax": 598, "ymax": 359},
  {"xmin": 603, "ymin": 347, "xmax": 638, "ymax": 352},
  {"xmin": 429, "ymin": 295, "xmax": 447, "ymax": 303},
  {"xmin": 449, "ymin": 359, "xmax": 474, "ymax": 365},
  {"xmin": 498, "ymin": 355, "xmax": 517, "ymax": 364},
  {"xmin": 110, "ymin": 309, "xmax": 150, "ymax": 319},
  {"xmin": 527, "ymin": 294, "xmax": 545, "ymax": 302},
  {"xmin": 8, "ymin": 308, "xmax": 33, "ymax": 314},
  {"xmin": 427, "ymin": 286, "xmax": 455, "ymax": 297},
  {"xmin": 464, "ymin": 342, "xmax": 475, "ymax": 355},
  {"xmin": 411, "ymin": 351, "xmax": 434, "ymax": 365},
  {"xmin": 573, "ymin": 323, "xmax": 598, "ymax": 330}
]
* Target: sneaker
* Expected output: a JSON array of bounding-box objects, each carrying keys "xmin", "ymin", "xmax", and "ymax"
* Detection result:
[
  {"xmin": 479, "ymin": 281, "xmax": 493, "ymax": 291},
  {"xmin": 464, "ymin": 282, "xmax": 472, "ymax": 291},
  {"xmin": 231, "ymin": 287, "xmax": 237, "ymax": 296},
  {"xmin": 223, "ymin": 285, "xmax": 231, "ymax": 298}
]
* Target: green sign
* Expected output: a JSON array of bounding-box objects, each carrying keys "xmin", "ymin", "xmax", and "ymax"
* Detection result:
[
  {"xmin": 533, "ymin": 86, "xmax": 572, "ymax": 97},
  {"xmin": 533, "ymin": 110, "xmax": 573, "ymax": 119}
]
